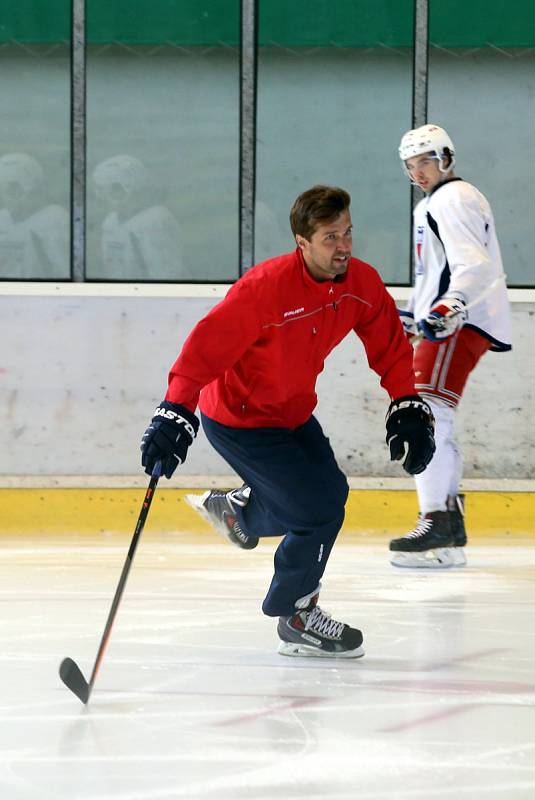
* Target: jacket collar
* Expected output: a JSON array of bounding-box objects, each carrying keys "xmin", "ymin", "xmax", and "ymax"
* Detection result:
[{"xmin": 295, "ymin": 246, "xmax": 349, "ymax": 288}]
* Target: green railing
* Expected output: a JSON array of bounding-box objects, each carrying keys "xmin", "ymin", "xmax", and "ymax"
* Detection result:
[{"xmin": 1, "ymin": 0, "xmax": 534, "ymax": 47}]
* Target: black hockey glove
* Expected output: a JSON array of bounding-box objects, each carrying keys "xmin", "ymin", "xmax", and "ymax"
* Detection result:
[
  {"xmin": 385, "ymin": 395, "xmax": 436, "ymax": 476},
  {"xmin": 141, "ymin": 400, "xmax": 200, "ymax": 479}
]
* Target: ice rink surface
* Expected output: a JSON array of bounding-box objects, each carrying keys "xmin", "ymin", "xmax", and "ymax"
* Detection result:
[{"xmin": 2, "ymin": 529, "xmax": 535, "ymax": 799}]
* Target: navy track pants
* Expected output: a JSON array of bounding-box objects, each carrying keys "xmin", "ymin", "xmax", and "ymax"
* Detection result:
[{"xmin": 201, "ymin": 413, "xmax": 349, "ymax": 617}]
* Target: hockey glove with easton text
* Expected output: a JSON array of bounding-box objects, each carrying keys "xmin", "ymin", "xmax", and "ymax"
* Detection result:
[
  {"xmin": 418, "ymin": 294, "xmax": 467, "ymax": 342},
  {"xmin": 141, "ymin": 400, "xmax": 200, "ymax": 479},
  {"xmin": 386, "ymin": 395, "xmax": 435, "ymax": 475}
]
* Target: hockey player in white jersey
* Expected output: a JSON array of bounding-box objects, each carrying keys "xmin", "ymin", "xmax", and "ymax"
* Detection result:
[
  {"xmin": 0, "ymin": 153, "xmax": 69, "ymax": 279},
  {"xmin": 390, "ymin": 124, "xmax": 511, "ymax": 568},
  {"xmin": 92, "ymin": 155, "xmax": 189, "ymax": 280}
]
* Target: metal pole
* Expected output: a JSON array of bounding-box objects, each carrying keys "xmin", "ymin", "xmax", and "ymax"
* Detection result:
[
  {"xmin": 239, "ymin": 0, "xmax": 258, "ymax": 274},
  {"xmin": 412, "ymin": 0, "xmax": 429, "ymax": 131},
  {"xmin": 409, "ymin": 0, "xmax": 429, "ymax": 280},
  {"xmin": 71, "ymin": 0, "xmax": 86, "ymax": 282}
]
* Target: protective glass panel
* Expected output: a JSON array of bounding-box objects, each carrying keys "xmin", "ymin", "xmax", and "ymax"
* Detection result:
[
  {"xmin": 256, "ymin": 0, "xmax": 414, "ymax": 284},
  {"xmin": 428, "ymin": 4, "xmax": 535, "ymax": 287},
  {"xmin": 86, "ymin": 1, "xmax": 240, "ymax": 282},
  {"xmin": 0, "ymin": 2, "xmax": 70, "ymax": 281}
]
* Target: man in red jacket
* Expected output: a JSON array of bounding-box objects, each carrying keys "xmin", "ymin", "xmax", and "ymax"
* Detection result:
[{"xmin": 141, "ymin": 185, "xmax": 435, "ymax": 659}]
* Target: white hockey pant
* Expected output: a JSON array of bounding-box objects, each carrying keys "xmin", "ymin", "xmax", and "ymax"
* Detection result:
[{"xmin": 415, "ymin": 399, "xmax": 462, "ymax": 514}]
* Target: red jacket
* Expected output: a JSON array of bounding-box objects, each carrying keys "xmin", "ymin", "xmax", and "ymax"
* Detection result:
[{"xmin": 166, "ymin": 248, "xmax": 416, "ymax": 428}]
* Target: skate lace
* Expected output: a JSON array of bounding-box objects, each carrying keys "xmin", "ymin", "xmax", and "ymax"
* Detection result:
[
  {"xmin": 305, "ymin": 605, "xmax": 344, "ymax": 639},
  {"xmin": 405, "ymin": 516, "xmax": 433, "ymax": 539}
]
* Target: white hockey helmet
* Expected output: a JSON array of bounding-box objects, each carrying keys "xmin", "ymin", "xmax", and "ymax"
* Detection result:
[
  {"xmin": 399, "ymin": 124, "xmax": 455, "ymax": 175},
  {"xmin": 93, "ymin": 155, "xmax": 146, "ymax": 195},
  {"xmin": 0, "ymin": 152, "xmax": 44, "ymax": 197}
]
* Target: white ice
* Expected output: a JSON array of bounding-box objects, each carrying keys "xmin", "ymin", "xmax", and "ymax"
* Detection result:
[{"xmin": 1, "ymin": 531, "xmax": 535, "ymax": 799}]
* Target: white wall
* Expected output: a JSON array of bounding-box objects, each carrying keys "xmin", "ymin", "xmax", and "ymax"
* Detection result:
[{"xmin": 1, "ymin": 286, "xmax": 533, "ymax": 479}]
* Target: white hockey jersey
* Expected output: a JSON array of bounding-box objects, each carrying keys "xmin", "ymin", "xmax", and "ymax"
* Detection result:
[
  {"xmin": 409, "ymin": 178, "xmax": 511, "ymax": 351},
  {"xmin": 0, "ymin": 205, "xmax": 69, "ymax": 279},
  {"xmin": 100, "ymin": 206, "xmax": 188, "ymax": 280}
]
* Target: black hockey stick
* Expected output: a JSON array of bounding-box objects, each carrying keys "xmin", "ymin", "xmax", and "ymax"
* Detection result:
[{"xmin": 59, "ymin": 461, "xmax": 162, "ymax": 704}]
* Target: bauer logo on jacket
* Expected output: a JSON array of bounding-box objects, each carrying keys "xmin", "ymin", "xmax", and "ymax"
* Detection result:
[{"xmin": 283, "ymin": 306, "xmax": 305, "ymax": 318}]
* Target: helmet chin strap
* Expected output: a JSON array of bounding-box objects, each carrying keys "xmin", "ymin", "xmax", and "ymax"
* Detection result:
[{"xmin": 438, "ymin": 152, "xmax": 456, "ymax": 174}]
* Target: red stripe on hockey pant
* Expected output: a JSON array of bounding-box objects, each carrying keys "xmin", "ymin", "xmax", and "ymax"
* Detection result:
[{"xmin": 413, "ymin": 328, "xmax": 491, "ymax": 407}]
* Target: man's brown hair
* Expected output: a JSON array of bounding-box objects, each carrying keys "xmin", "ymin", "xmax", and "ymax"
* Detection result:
[{"xmin": 290, "ymin": 185, "xmax": 351, "ymax": 241}]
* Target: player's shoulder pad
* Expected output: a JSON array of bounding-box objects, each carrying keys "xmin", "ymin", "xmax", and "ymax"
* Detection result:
[
  {"xmin": 430, "ymin": 179, "xmax": 487, "ymax": 219},
  {"xmin": 130, "ymin": 205, "xmax": 177, "ymax": 225},
  {"xmin": 29, "ymin": 204, "xmax": 69, "ymax": 225}
]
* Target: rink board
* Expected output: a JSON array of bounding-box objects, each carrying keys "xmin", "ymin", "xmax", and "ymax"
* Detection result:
[{"xmin": 0, "ymin": 487, "xmax": 533, "ymax": 536}]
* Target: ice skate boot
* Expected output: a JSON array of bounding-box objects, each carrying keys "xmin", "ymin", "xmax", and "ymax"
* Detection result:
[
  {"xmin": 278, "ymin": 590, "xmax": 364, "ymax": 659},
  {"xmin": 447, "ymin": 493, "xmax": 467, "ymax": 566},
  {"xmin": 389, "ymin": 510, "xmax": 459, "ymax": 568},
  {"xmin": 185, "ymin": 485, "xmax": 258, "ymax": 550}
]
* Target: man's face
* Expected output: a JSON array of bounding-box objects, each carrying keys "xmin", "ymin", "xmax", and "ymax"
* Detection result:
[
  {"xmin": 404, "ymin": 152, "xmax": 445, "ymax": 192},
  {"xmin": 296, "ymin": 210, "xmax": 352, "ymax": 281}
]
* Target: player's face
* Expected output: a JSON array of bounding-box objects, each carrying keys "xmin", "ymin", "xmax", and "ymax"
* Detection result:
[
  {"xmin": 94, "ymin": 181, "xmax": 130, "ymax": 210},
  {"xmin": 404, "ymin": 152, "xmax": 445, "ymax": 192},
  {"xmin": 297, "ymin": 210, "xmax": 353, "ymax": 281},
  {"xmin": 0, "ymin": 179, "xmax": 26, "ymax": 205}
]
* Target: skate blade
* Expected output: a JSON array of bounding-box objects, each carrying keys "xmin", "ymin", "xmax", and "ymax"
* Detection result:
[
  {"xmin": 390, "ymin": 547, "xmax": 465, "ymax": 569},
  {"xmin": 184, "ymin": 491, "xmax": 222, "ymax": 534},
  {"xmin": 451, "ymin": 547, "xmax": 467, "ymax": 567},
  {"xmin": 185, "ymin": 491, "xmax": 210, "ymax": 515},
  {"xmin": 185, "ymin": 491, "xmax": 252, "ymax": 548},
  {"xmin": 278, "ymin": 642, "xmax": 365, "ymax": 659}
]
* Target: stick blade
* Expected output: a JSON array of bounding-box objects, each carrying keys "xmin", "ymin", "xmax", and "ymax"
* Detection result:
[{"xmin": 59, "ymin": 657, "xmax": 90, "ymax": 704}]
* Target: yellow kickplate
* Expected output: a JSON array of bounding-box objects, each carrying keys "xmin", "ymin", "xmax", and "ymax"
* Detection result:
[
  {"xmin": 0, "ymin": 489, "xmax": 533, "ymax": 537},
  {"xmin": 343, "ymin": 490, "xmax": 534, "ymax": 537}
]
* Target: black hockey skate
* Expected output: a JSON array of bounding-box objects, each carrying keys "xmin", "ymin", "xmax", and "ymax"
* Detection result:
[
  {"xmin": 447, "ymin": 493, "xmax": 467, "ymax": 565},
  {"xmin": 278, "ymin": 594, "xmax": 364, "ymax": 658},
  {"xmin": 389, "ymin": 510, "xmax": 462, "ymax": 568},
  {"xmin": 185, "ymin": 485, "xmax": 258, "ymax": 550},
  {"xmin": 448, "ymin": 494, "xmax": 467, "ymax": 547}
]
